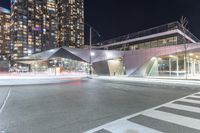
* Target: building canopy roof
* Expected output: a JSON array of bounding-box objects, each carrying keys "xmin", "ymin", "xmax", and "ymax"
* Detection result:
[
  {"xmin": 17, "ymin": 47, "xmax": 124, "ymax": 64},
  {"xmin": 0, "ymin": 7, "xmax": 10, "ymax": 14}
]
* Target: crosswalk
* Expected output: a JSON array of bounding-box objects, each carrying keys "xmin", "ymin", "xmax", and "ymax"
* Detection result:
[{"xmin": 84, "ymin": 92, "xmax": 200, "ymax": 133}]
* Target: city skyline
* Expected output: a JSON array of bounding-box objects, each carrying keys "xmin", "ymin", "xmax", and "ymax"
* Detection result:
[{"xmin": 1, "ymin": 0, "xmax": 200, "ymax": 44}]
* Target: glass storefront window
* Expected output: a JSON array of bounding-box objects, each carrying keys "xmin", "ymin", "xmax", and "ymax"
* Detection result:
[
  {"xmin": 158, "ymin": 57, "xmax": 169, "ymax": 76},
  {"xmin": 31, "ymin": 58, "xmax": 89, "ymax": 75},
  {"xmin": 158, "ymin": 39, "xmax": 165, "ymax": 47},
  {"xmin": 144, "ymin": 42, "xmax": 151, "ymax": 48},
  {"xmin": 151, "ymin": 40, "xmax": 157, "ymax": 48}
]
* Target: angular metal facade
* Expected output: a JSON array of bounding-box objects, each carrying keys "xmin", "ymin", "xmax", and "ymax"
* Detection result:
[{"xmin": 18, "ymin": 43, "xmax": 200, "ymax": 77}]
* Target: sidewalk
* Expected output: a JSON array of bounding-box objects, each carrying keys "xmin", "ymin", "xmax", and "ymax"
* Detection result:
[
  {"xmin": 0, "ymin": 74, "xmax": 87, "ymax": 86},
  {"xmin": 0, "ymin": 72, "xmax": 87, "ymax": 79},
  {"xmin": 0, "ymin": 75, "xmax": 87, "ymax": 79},
  {"xmin": 94, "ymin": 76, "xmax": 200, "ymax": 86},
  {"xmin": 1, "ymin": 74, "xmax": 200, "ymax": 86}
]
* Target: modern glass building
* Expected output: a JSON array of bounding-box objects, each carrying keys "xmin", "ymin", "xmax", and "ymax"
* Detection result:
[
  {"xmin": 92, "ymin": 22, "xmax": 200, "ymax": 78},
  {"xmin": 95, "ymin": 22, "xmax": 199, "ymax": 50},
  {"xmin": 0, "ymin": 7, "xmax": 10, "ymax": 61},
  {"xmin": 12, "ymin": 21, "xmax": 200, "ymax": 79}
]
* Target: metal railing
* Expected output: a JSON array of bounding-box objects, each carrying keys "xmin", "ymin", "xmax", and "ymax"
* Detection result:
[{"xmin": 96, "ymin": 21, "xmax": 200, "ymax": 46}]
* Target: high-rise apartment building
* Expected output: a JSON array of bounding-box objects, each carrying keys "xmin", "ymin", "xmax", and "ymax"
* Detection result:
[
  {"xmin": 57, "ymin": 0, "xmax": 84, "ymax": 48},
  {"xmin": 10, "ymin": 0, "xmax": 57, "ymax": 60},
  {"xmin": 43, "ymin": 0, "xmax": 58, "ymax": 50},
  {"xmin": 0, "ymin": 7, "xmax": 10, "ymax": 60},
  {"xmin": 10, "ymin": 0, "xmax": 84, "ymax": 60}
]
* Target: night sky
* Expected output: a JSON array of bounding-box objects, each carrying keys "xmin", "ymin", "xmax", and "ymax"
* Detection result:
[
  {"xmin": 0, "ymin": 0, "xmax": 10, "ymax": 11},
  {"xmin": 1, "ymin": 0, "xmax": 200, "ymax": 44}
]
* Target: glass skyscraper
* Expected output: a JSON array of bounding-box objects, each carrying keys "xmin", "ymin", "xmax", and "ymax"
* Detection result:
[
  {"xmin": 0, "ymin": 7, "xmax": 10, "ymax": 60},
  {"xmin": 10, "ymin": 0, "xmax": 84, "ymax": 60},
  {"xmin": 57, "ymin": 0, "xmax": 84, "ymax": 48}
]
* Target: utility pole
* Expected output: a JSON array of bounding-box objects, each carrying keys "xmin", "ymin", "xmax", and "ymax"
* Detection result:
[
  {"xmin": 89, "ymin": 27, "xmax": 92, "ymax": 75},
  {"xmin": 180, "ymin": 16, "xmax": 188, "ymax": 80},
  {"xmin": 85, "ymin": 23, "xmax": 101, "ymax": 76}
]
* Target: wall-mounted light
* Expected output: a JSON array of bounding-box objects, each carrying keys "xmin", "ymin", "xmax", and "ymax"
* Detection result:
[
  {"xmin": 90, "ymin": 52, "xmax": 95, "ymax": 56},
  {"xmin": 189, "ymin": 53, "xmax": 194, "ymax": 56},
  {"xmin": 106, "ymin": 52, "xmax": 113, "ymax": 58},
  {"xmin": 28, "ymin": 49, "xmax": 32, "ymax": 54},
  {"xmin": 151, "ymin": 57, "xmax": 157, "ymax": 60}
]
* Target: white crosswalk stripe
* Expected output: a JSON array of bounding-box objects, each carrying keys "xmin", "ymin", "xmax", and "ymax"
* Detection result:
[
  {"xmin": 104, "ymin": 120, "xmax": 163, "ymax": 133},
  {"xmin": 178, "ymin": 98, "xmax": 200, "ymax": 104},
  {"xmin": 84, "ymin": 92, "xmax": 200, "ymax": 133},
  {"xmin": 164, "ymin": 103, "xmax": 200, "ymax": 113},
  {"xmin": 84, "ymin": 120, "xmax": 163, "ymax": 133},
  {"xmin": 143, "ymin": 110, "xmax": 200, "ymax": 130},
  {"xmin": 189, "ymin": 95, "xmax": 200, "ymax": 99}
]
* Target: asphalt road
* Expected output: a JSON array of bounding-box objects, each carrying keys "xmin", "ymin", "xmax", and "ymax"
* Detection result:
[{"xmin": 0, "ymin": 78, "xmax": 199, "ymax": 133}]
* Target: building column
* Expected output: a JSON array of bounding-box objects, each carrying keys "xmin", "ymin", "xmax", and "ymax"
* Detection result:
[
  {"xmin": 176, "ymin": 57, "xmax": 179, "ymax": 77},
  {"xmin": 169, "ymin": 58, "xmax": 172, "ymax": 76},
  {"xmin": 191, "ymin": 59, "xmax": 193, "ymax": 76},
  {"xmin": 198, "ymin": 61, "xmax": 200, "ymax": 74},
  {"xmin": 193, "ymin": 59, "xmax": 196, "ymax": 76},
  {"xmin": 199, "ymin": 61, "xmax": 200, "ymax": 74},
  {"xmin": 187, "ymin": 59, "xmax": 190, "ymax": 76},
  {"xmin": 184, "ymin": 56, "xmax": 187, "ymax": 77}
]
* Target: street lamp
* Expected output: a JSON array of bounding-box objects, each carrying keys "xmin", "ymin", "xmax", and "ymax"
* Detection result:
[{"xmin": 85, "ymin": 23, "xmax": 101, "ymax": 76}]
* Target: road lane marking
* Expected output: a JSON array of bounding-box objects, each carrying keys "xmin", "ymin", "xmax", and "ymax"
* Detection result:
[
  {"xmin": 186, "ymin": 97, "xmax": 200, "ymax": 101},
  {"xmin": 178, "ymin": 99, "xmax": 200, "ymax": 104},
  {"xmin": 130, "ymin": 114, "xmax": 200, "ymax": 133},
  {"xmin": 84, "ymin": 91, "xmax": 200, "ymax": 133},
  {"xmin": 143, "ymin": 110, "xmax": 200, "ymax": 130},
  {"xmin": 104, "ymin": 120, "xmax": 163, "ymax": 133},
  {"xmin": 0, "ymin": 89, "xmax": 11, "ymax": 114},
  {"xmin": 189, "ymin": 95, "xmax": 200, "ymax": 98},
  {"xmin": 164, "ymin": 103, "xmax": 200, "ymax": 113},
  {"xmin": 190, "ymin": 95, "xmax": 200, "ymax": 98},
  {"xmin": 0, "ymin": 130, "xmax": 8, "ymax": 133}
]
